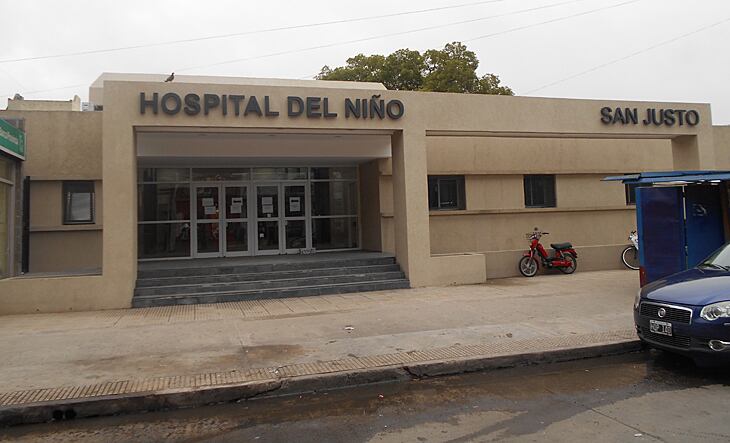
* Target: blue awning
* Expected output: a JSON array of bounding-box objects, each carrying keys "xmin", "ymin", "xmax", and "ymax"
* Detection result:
[{"xmin": 603, "ymin": 171, "xmax": 730, "ymax": 185}]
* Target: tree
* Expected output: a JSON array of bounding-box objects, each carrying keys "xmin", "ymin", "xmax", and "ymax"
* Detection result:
[
  {"xmin": 421, "ymin": 42, "xmax": 479, "ymax": 93},
  {"xmin": 381, "ymin": 49, "xmax": 424, "ymax": 91},
  {"xmin": 317, "ymin": 53, "xmax": 386, "ymax": 83},
  {"xmin": 476, "ymin": 73, "xmax": 514, "ymax": 95},
  {"xmin": 316, "ymin": 42, "xmax": 513, "ymax": 96}
]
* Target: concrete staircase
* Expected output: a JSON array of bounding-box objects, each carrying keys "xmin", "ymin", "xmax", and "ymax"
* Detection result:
[{"xmin": 132, "ymin": 254, "xmax": 409, "ymax": 308}]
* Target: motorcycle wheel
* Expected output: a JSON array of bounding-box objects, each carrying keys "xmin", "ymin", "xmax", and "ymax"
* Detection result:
[
  {"xmin": 621, "ymin": 246, "xmax": 640, "ymax": 270},
  {"xmin": 559, "ymin": 254, "xmax": 577, "ymax": 274},
  {"xmin": 519, "ymin": 256, "xmax": 539, "ymax": 277}
]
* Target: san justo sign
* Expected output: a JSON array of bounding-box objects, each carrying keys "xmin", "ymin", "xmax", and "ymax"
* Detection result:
[{"xmin": 0, "ymin": 118, "xmax": 25, "ymax": 160}]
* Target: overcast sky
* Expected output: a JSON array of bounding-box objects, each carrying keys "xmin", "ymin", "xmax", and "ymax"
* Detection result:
[{"xmin": 1, "ymin": 0, "xmax": 729, "ymax": 123}]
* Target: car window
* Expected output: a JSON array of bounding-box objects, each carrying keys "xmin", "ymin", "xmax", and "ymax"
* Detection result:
[{"xmin": 702, "ymin": 243, "xmax": 730, "ymax": 268}]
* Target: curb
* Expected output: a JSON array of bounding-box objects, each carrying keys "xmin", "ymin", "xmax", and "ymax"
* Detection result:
[{"xmin": 0, "ymin": 338, "xmax": 640, "ymax": 427}]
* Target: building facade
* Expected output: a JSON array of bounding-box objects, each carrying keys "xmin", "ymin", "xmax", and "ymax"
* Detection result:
[{"xmin": 0, "ymin": 73, "xmax": 728, "ymax": 314}]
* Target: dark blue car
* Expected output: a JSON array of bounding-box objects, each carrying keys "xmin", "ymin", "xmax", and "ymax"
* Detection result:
[{"xmin": 635, "ymin": 243, "xmax": 730, "ymax": 365}]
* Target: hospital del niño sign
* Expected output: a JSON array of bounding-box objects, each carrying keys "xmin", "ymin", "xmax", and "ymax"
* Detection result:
[{"xmin": 139, "ymin": 92, "xmax": 405, "ymax": 120}]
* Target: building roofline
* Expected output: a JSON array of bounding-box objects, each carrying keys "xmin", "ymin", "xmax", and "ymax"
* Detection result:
[{"xmin": 90, "ymin": 72, "xmax": 386, "ymax": 90}]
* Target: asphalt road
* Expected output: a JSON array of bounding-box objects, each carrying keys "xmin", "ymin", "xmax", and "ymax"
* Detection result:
[{"xmin": 2, "ymin": 351, "xmax": 729, "ymax": 443}]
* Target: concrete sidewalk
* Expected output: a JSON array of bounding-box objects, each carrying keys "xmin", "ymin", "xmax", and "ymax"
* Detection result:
[{"xmin": 0, "ymin": 270, "xmax": 640, "ymax": 425}]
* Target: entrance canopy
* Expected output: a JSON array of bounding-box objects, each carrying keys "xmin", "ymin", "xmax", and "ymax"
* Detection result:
[{"xmin": 136, "ymin": 131, "xmax": 392, "ymax": 165}]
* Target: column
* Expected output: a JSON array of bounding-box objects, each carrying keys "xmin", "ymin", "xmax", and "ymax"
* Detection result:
[
  {"xmin": 101, "ymin": 110, "xmax": 137, "ymax": 307},
  {"xmin": 390, "ymin": 129, "xmax": 432, "ymax": 286}
]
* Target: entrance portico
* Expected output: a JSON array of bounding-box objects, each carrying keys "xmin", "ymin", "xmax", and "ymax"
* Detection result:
[{"xmin": 93, "ymin": 76, "xmax": 440, "ymax": 312}]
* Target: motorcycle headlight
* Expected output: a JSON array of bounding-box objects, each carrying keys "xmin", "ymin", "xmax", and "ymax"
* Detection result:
[
  {"xmin": 634, "ymin": 290, "xmax": 642, "ymax": 310},
  {"xmin": 700, "ymin": 301, "xmax": 730, "ymax": 321}
]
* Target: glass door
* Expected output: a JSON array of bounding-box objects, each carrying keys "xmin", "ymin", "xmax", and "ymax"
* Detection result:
[
  {"xmin": 223, "ymin": 185, "xmax": 250, "ymax": 256},
  {"xmin": 255, "ymin": 184, "xmax": 281, "ymax": 255},
  {"xmin": 194, "ymin": 185, "xmax": 222, "ymax": 257},
  {"xmin": 283, "ymin": 183, "xmax": 308, "ymax": 253}
]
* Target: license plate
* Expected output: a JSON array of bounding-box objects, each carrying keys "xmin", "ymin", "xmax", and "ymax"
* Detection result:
[{"xmin": 650, "ymin": 320, "xmax": 672, "ymax": 336}]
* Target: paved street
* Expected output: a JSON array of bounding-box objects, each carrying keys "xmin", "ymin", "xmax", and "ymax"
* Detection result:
[{"xmin": 2, "ymin": 351, "xmax": 728, "ymax": 442}]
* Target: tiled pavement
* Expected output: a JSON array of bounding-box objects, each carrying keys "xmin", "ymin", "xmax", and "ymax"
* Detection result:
[
  {"xmin": 0, "ymin": 270, "xmax": 639, "ymax": 407},
  {"xmin": 0, "ymin": 329, "xmax": 635, "ymax": 408}
]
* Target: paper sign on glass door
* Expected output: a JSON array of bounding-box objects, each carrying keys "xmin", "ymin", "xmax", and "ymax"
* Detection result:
[
  {"xmin": 289, "ymin": 197, "xmax": 301, "ymax": 213},
  {"xmin": 262, "ymin": 196, "xmax": 274, "ymax": 214},
  {"xmin": 230, "ymin": 197, "xmax": 244, "ymax": 214},
  {"xmin": 202, "ymin": 197, "xmax": 214, "ymax": 207}
]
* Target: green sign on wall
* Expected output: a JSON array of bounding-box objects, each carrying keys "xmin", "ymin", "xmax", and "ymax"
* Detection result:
[{"xmin": 0, "ymin": 118, "xmax": 25, "ymax": 160}]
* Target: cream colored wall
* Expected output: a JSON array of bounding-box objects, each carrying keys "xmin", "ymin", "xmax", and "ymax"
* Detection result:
[
  {"xmin": 381, "ymin": 170, "xmax": 639, "ymax": 278},
  {"xmin": 466, "ymin": 175, "xmax": 523, "ymax": 210},
  {"xmin": 358, "ymin": 160, "xmax": 382, "ymax": 251},
  {"xmin": 556, "ymin": 175, "xmax": 627, "ymax": 208},
  {"xmin": 379, "ymin": 174, "xmax": 394, "ymax": 214},
  {"xmin": 29, "ymin": 181, "xmax": 61, "ymax": 226},
  {"xmin": 465, "ymin": 174, "xmax": 627, "ymax": 210},
  {"xmin": 6, "ymin": 96, "xmax": 81, "ymax": 112},
  {"xmin": 416, "ymin": 135, "xmax": 673, "ymax": 278},
  {"xmin": 0, "ymin": 110, "xmax": 103, "ymax": 279},
  {"xmin": 0, "ymin": 275, "xmax": 107, "ymax": 314},
  {"xmin": 429, "ymin": 209, "xmax": 635, "ymax": 253},
  {"xmin": 426, "ymin": 137, "xmax": 674, "ymax": 174},
  {"xmin": 430, "ymin": 208, "xmax": 635, "ymax": 278},
  {"xmin": 0, "ymin": 110, "xmax": 102, "ymax": 178},
  {"xmin": 0, "ymin": 78, "xmax": 717, "ymax": 315},
  {"xmin": 484, "ymin": 244, "xmax": 628, "ymax": 279},
  {"xmin": 381, "ymin": 216, "xmax": 395, "ymax": 254},
  {"xmin": 28, "ymin": 180, "xmax": 103, "ymax": 272},
  {"xmin": 714, "ymin": 126, "xmax": 730, "ymax": 169},
  {"xmin": 379, "ymin": 164, "xmax": 635, "ymax": 277},
  {"xmin": 30, "ymin": 231, "xmax": 102, "ymax": 273},
  {"xmin": 29, "ymin": 180, "xmax": 104, "ymax": 229}
]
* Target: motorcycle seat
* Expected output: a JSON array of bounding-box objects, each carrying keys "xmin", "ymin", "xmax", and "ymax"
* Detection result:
[{"xmin": 550, "ymin": 242, "xmax": 573, "ymax": 250}]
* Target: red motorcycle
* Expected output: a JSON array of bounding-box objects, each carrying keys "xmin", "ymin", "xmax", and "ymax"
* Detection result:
[{"xmin": 519, "ymin": 230, "xmax": 578, "ymax": 277}]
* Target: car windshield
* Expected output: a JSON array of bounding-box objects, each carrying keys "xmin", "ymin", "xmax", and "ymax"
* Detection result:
[{"xmin": 700, "ymin": 243, "xmax": 730, "ymax": 270}]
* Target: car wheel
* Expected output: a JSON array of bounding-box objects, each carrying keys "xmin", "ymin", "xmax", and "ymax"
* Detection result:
[{"xmin": 638, "ymin": 338, "xmax": 651, "ymax": 351}]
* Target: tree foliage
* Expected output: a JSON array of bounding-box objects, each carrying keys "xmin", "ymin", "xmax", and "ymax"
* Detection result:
[{"xmin": 316, "ymin": 42, "xmax": 513, "ymax": 96}]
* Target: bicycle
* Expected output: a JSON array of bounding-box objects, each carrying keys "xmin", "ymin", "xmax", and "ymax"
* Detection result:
[{"xmin": 621, "ymin": 230, "xmax": 639, "ymax": 270}]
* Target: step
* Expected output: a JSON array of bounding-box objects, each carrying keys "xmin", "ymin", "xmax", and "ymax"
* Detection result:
[
  {"xmin": 134, "ymin": 271, "xmax": 406, "ymax": 297},
  {"xmin": 137, "ymin": 256, "xmax": 396, "ymax": 279},
  {"xmin": 136, "ymin": 264, "xmax": 402, "ymax": 288},
  {"xmin": 132, "ymin": 279, "xmax": 411, "ymax": 308}
]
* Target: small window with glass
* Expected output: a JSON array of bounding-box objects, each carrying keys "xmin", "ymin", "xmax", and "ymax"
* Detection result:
[
  {"xmin": 428, "ymin": 176, "xmax": 466, "ymax": 211},
  {"xmin": 63, "ymin": 181, "xmax": 95, "ymax": 224},
  {"xmin": 524, "ymin": 175, "xmax": 556, "ymax": 208}
]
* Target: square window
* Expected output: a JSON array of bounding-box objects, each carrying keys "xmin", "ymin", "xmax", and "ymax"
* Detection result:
[
  {"xmin": 524, "ymin": 175, "xmax": 556, "ymax": 208},
  {"xmin": 428, "ymin": 176, "xmax": 466, "ymax": 210},
  {"xmin": 63, "ymin": 181, "xmax": 95, "ymax": 224}
]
